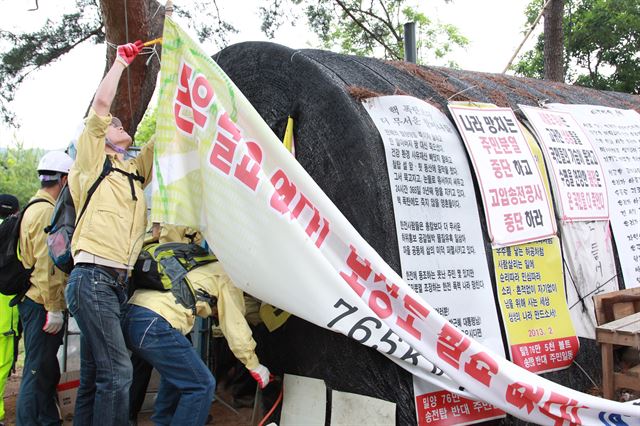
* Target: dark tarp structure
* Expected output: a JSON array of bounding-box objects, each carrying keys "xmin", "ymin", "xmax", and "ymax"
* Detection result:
[{"xmin": 214, "ymin": 41, "xmax": 640, "ymax": 425}]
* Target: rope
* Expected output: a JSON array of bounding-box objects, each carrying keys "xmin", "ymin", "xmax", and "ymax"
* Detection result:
[
  {"xmin": 123, "ymin": 0, "xmax": 135, "ymax": 135},
  {"xmin": 568, "ymin": 272, "xmax": 620, "ymax": 310},
  {"xmin": 572, "ymin": 360, "xmax": 599, "ymax": 389},
  {"xmin": 106, "ymin": 40, "xmax": 157, "ymax": 55},
  {"xmin": 563, "ymin": 257, "xmax": 588, "ymax": 313}
]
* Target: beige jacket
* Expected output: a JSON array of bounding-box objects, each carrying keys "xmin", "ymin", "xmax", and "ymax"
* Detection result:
[
  {"xmin": 68, "ymin": 108, "xmax": 154, "ymax": 266},
  {"xmin": 19, "ymin": 190, "xmax": 67, "ymax": 311},
  {"xmin": 129, "ymin": 261, "xmax": 259, "ymax": 369}
]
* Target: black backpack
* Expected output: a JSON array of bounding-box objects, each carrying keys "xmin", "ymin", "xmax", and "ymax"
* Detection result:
[
  {"xmin": 0, "ymin": 198, "xmax": 51, "ymax": 305},
  {"xmin": 46, "ymin": 157, "xmax": 145, "ymax": 273},
  {"xmin": 132, "ymin": 242, "xmax": 217, "ymax": 312}
]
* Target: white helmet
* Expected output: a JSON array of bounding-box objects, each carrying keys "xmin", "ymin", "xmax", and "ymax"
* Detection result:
[{"xmin": 37, "ymin": 151, "xmax": 74, "ymax": 177}]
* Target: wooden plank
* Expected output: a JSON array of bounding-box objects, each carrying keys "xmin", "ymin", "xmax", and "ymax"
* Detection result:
[
  {"xmin": 616, "ymin": 322, "xmax": 640, "ymax": 334},
  {"xmin": 597, "ymin": 311, "xmax": 640, "ymax": 331},
  {"xmin": 625, "ymin": 364, "xmax": 640, "ymax": 378},
  {"xmin": 615, "ymin": 372, "xmax": 640, "ymax": 391},
  {"xmin": 601, "ymin": 343, "xmax": 615, "ymax": 399},
  {"xmin": 594, "ymin": 288, "xmax": 640, "ymax": 325},
  {"xmin": 595, "ymin": 332, "xmax": 640, "ymax": 346},
  {"xmin": 613, "ymin": 303, "xmax": 637, "ymax": 320}
]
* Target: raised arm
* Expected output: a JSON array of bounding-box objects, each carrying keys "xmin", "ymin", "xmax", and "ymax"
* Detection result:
[{"xmin": 92, "ymin": 41, "xmax": 143, "ymax": 116}]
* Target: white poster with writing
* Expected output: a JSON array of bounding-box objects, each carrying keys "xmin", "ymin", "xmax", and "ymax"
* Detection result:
[
  {"xmin": 448, "ymin": 105, "xmax": 556, "ymax": 247},
  {"xmin": 363, "ymin": 96, "xmax": 505, "ymax": 425},
  {"xmin": 520, "ymin": 105, "xmax": 608, "ymax": 221},
  {"xmin": 561, "ymin": 221, "xmax": 619, "ymax": 339},
  {"xmin": 547, "ymin": 104, "xmax": 640, "ymax": 288}
]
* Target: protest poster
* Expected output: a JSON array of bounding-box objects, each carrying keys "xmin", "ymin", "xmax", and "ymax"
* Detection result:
[
  {"xmin": 363, "ymin": 96, "xmax": 504, "ymax": 425},
  {"xmin": 151, "ymin": 16, "xmax": 640, "ymax": 424},
  {"xmin": 546, "ymin": 104, "xmax": 640, "ymax": 288},
  {"xmin": 448, "ymin": 105, "xmax": 556, "ymax": 247},
  {"xmin": 518, "ymin": 120, "xmax": 617, "ymax": 339},
  {"xmin": 561, "ymin": 221, "xmax": 619, "ymax": 339},
  {"xmin": 493, "ymin": 237, "xmax": 579, "ymax": 373},
  {"xmin": 520, "ymin": 105, "xmax": 609, "ymax": 221}
]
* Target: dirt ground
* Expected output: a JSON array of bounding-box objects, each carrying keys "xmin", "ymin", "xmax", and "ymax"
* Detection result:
[{"xmin": 2, "ymin": 366, "xmax": 257, "ymax": 426}]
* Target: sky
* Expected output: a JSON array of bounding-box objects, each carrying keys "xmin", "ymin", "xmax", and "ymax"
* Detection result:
[{"xmin": 0, "ymin": 0, "xmax": 537, "ymax": 150}]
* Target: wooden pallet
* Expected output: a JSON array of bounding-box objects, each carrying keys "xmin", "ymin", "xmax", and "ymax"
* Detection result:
[{"xmin": 594, "ymin": 289, "xmax": 640, "ymax": 400}]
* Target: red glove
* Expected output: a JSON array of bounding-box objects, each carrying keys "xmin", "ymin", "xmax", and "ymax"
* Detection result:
[
  {"xmin": 249, "ymin": 364, "xmax": 273, "ymax": 389},
  {"xmin": 116, "ymin": 40, "xmax": 143, "ymax": 66}
]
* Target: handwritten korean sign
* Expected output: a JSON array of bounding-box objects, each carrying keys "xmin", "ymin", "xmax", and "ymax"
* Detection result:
[
  {"xmin": 520, "ymin": 105, "xmax": 608, "ymax": 221},
  {"xmin": 448, "ymin": 105, "xmax": 556, "ymax": 247}
]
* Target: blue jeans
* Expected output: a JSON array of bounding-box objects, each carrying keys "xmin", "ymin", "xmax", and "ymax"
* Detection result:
[
  {"xmin": 16, "ymin": 297, "xmax": 63, "ymax": 426},
  {"xmin": 64, "ymin": 265, "xmax": 132, "ymax": 426},
  {"xmin": 123, "ymin": 305, "xmax": 215, "ymax": 426}
]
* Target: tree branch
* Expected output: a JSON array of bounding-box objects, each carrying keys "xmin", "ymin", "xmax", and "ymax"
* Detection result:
[
  {"xmin": 377, "ymin": 0, "xmax": 400, "ymax": 42},
  {"xmin": 333, "ymin": 0, "xmax": 401, "ymax": 59}
]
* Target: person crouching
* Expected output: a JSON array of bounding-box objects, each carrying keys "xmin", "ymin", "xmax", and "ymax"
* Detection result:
[{"xmin": 123, "ymin": 239, "xmax": 271, "ymax": 426}]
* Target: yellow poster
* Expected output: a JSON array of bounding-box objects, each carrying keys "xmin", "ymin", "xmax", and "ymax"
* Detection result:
[{"xmin": 493, "ymin": 237, "xmax": 579, "ymax": 373}]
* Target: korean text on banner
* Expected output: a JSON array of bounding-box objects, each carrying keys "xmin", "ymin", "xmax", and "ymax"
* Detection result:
[
  {"xmin": 362, "ymin": 96, "xmax": 505, "ymax": 426},
  {"xmin": 152, "ymin": 15, "xmax": 461, "ymax": 396},
  {"xmin": 546, "ymin": 104, "xmax": 640, "ymax": 288},
  {"xmin": 494, "ymin": 237, "xmax": 579, "ymax": 373},
  {"xmin": 448, "ymin": 105, "xmax": 556, "ymax": 247},
  {"xmin": 153, "ymin": 17, "xmax": 640, "ymax": 425},
  {"xmin": 520, "ymin": 105, "xmax": 609, "ymax": 221}
]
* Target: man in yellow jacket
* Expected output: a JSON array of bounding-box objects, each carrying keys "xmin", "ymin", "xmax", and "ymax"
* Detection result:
[
  {"xmin": 123, "ymin": 229, "xmax": 271, "ymax": 425},
  {"xmin": 17, "ymin": 152, "xmax": 73, "ymax": 425},
  {"xmin": 63, "ymin": 40, "xmax": 153, "ymax": 426},
  {"xmin": 0, "ymin": 194, "xmax": 20, "ymax": 426}
]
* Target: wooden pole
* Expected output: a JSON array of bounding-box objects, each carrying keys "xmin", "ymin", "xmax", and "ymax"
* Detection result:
[{"xmin": 502, "ymin": 0, "xmax": 552, "ymax": 74}]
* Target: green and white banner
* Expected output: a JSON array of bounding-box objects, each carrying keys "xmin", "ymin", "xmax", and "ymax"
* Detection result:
[{"xmin": 152, "ymin": 17, "xmax": 640, "ymax": 425}]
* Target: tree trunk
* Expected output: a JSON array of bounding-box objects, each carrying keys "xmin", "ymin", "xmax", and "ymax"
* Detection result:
[
  {"xmin": 543, "ymin": 0, "xmax": 564, "ymax": 82},
  {"xmin": 99, "ymin": 0, "xmax": 164, "ymax": 138}
]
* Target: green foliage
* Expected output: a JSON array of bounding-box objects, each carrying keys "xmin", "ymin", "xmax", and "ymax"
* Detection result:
[
  {"xmin": 134, "ymin": 107, "xmax": 156, "ymax": 146},
  {"xmin": 173, "ymin": 1, "xmax": 238, "ymax": 46},
  {"xmin": 0, "ymin": 143, "xmax": 44, "ymax": 208},
  {"xmin": 260, "ymin": 0, "xmax": 467, "ymax": 64},
  {"xmin": 0, "ymin": 0, "xmax": 104, "ymax": 126},
  {"xmin": 514, "ymin": 0, "xmax": 640, "ymax": 93},
  {"xmin": 0, "ymin": 0, "xmax": 239, "ymax": 128}
]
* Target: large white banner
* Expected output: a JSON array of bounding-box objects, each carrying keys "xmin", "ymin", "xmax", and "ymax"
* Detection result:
[
  {"xmin": 520, "ymin": 105, "xmax": 609, "ymax": 221},
  {"xmin": 448, "ymin": 105, "xmax": 556, "ymax": 247},
  {"xmin": 546, "ymin": 104, "xmax": 640, "ymax": 288},
  {"xmin": 561, "ymin": 221, "xmax": 619, "ymax": 339},
  {"xmin": 153, "ymin": 17, "xmax": 640, "ymax": 425},
  {"xmin": 363, "ymin": 96, "xmax": 505, "ymax": 425}
]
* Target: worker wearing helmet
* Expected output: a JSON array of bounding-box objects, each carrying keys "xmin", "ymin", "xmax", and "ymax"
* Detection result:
[
  {"xmin": 16, "ymin": 151, "xmax": 73, "ymax": 425},
  {"xmin": 0, "ymin": 194, "xmax": 19, "ymax": 426},
  {"xmin": 63, "ymin": 41, "xmax": 154, "ymax": 425}
]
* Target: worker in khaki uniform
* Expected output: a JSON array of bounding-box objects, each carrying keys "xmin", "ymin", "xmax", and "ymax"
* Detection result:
[
  {"xmin": 123, "ymin": 230, "xmax": 271, "ymax": 426},
  {"xmin": 0, "ymin": 195, "xmax": 20, "ymax": 426},
  {"xmin": 128, "ymin": 224, "xmax": 203, "ymax": 425},
  {"xmin": 63, "ymin": 40, "xmax": 152, "ymax": 426},
  {"xmin": 17, "ymin": 152, "xmax": 73, "ymax": 426}
]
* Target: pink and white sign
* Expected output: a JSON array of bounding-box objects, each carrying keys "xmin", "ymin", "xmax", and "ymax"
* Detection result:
[
  {"xmin": 520, "ymin": 105, "xmax": 608, "ymax": 221},
  {"xmin": 448, "ymin": 105, "xmax": 556, "ymax": 247}
]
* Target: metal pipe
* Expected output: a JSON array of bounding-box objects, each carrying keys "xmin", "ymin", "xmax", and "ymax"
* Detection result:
[{"xmin": 404, "ymin": 22, "xmax": 417, "ymax": 63}]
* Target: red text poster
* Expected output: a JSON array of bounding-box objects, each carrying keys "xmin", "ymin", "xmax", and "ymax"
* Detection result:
[
  {"xmin": 448, "ymin": 105, "xmax": 556, "ymax": 247},
  {"xmin": 521, "ymin": 105, "xmax": 608, "ymax": 221}
]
